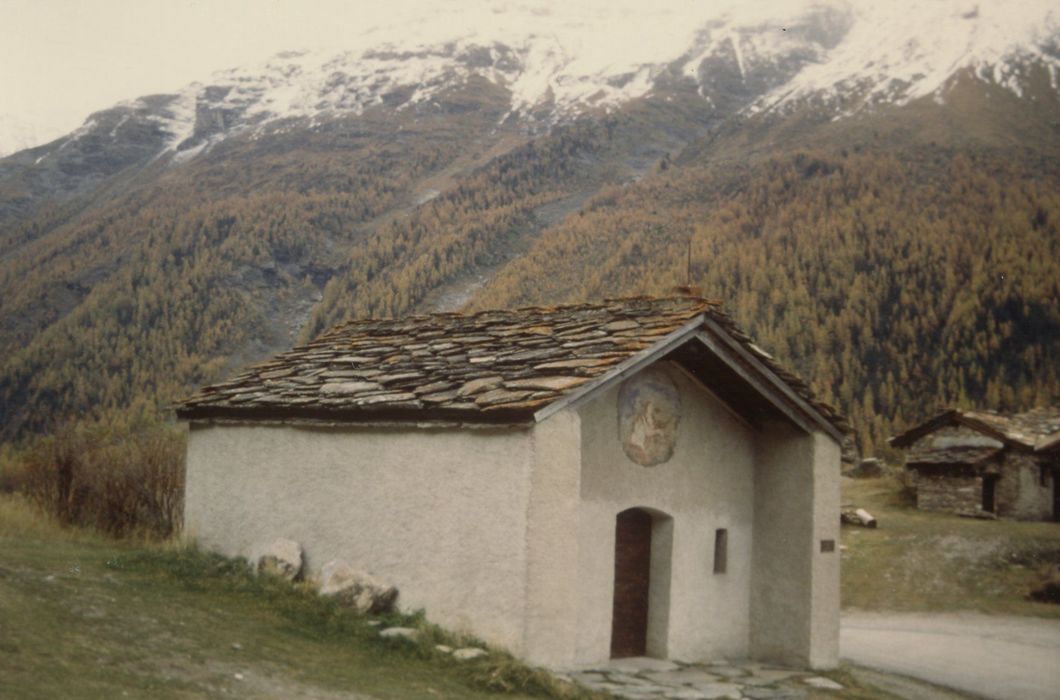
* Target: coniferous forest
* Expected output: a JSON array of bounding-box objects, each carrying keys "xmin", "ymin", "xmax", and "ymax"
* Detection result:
[
  {"xmin": 465, "ymin": 148, "xmax": 1060, "ymax": 455},
  {"xmin": 0, "ymin": 84, "xmax": 1057, "ymax": 458}
]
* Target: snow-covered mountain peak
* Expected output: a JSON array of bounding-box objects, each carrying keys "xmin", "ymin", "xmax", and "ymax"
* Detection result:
[
  {"xmin": 10, "ymin": 0, "xmax": 1059, "ymax": 162},
  {"xmin": 751, "ymin": 0, "xmax": 1060, "ymax": 113}
]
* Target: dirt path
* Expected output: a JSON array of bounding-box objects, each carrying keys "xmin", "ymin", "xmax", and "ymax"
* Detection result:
[{"xmin": 841, "ymin": 611, "xmax": 1060, "ymax": 700}]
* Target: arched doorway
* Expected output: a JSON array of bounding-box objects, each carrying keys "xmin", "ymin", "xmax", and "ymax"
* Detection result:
[{"xmin": 610, "ymin": 507, "xmax": 672, "ymax": 658}]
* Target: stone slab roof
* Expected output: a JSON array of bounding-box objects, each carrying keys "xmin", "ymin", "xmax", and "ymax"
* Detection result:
[
  {"xmin": 907, "ymin": 446, "xmax": 1002, "ymax": 467},
  {"xmin": 177, "ymin": 296, "xmax": 846, "ymax": 434},
  {"xmin": 890, "ymin": 406, "xmax": 1060, "ymax": 452}
]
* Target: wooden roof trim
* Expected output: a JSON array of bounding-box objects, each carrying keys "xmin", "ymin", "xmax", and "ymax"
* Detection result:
[
  {"xmin": 175, "ymin": 404, "xmax": 535, "ymax": 426},
  {"xmin": 694, "ymin": 324, "xmax": 845, "ymax": 443},
  {"xmin": 533, "ymin": 314, "xmax": 845, "ymax": 443},
  {"xmin": 888, "ymin": 410, "xmax": 961, "ymax": 448},
  {"xmin": 1037, "ymin": 432, "xmax": 1060, "ymax": 452},
  {"xmin": 668, "ymin": 362, "xmax": 755, "ymax": 433},
  {"xmin": 955, "ymin": 414, "xmax": 1035, "ymax": 450},
  {"xmin": 889, "ymin": 410, "xmax": 1042, "ymax": 451},
  {"xmin": 532, "ymin": 315, "xmax": 707, "ymax": 423}
]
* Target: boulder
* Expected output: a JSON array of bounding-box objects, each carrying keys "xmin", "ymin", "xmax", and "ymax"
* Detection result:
[
  {"xmin": 256, "ymin": 539, "xmax": 303, "ymax": 581},
  {"xmin": 840, "ymin": 507, "xmax": 878, "ymax": 528},
  {"xmin": 845, "ymin": 457, "xmax": 884, "ymax": 479},
  {"xmin": 840, "ymin": 433, "xmax": 859, "ymax": 466},
  {"xmin": 803, "ymin": 676, "xmax": 844, "ymax": 690},
  {"xmin": 318, "ymin": 560, "xmax": 398, "ymax": 613},
  {"xmin": 1029, "ymin": 565, "xmax": 1060, "ymax": 604},
  {"xmin": 452, "ymin": 647, "xmax": 487, "ymax": 660},
  {"xmin": 379, "ymin": 626, "xmax": 420, "ymax": 641}
]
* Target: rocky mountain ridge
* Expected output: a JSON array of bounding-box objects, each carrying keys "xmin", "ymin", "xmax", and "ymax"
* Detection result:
[
  {"xmin": 0, "ymin": 0, "xmax": 1057, "ymax": 447},
  {"xmin": 4, "ymin": 0, "xmax": 1056, "ymax": 163}
]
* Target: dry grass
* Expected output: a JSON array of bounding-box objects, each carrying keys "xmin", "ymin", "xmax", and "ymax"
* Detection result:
[
  {"xmin": 841, "ymin": 475, "xmax": 1060, "ymax": 617},
  {"xmin": 17, "ymin": 416, "xmax": 185, "ymax": 538},
  {"xmin": 0, "ymin": 492, "xmax": 77, "ymax": 540},
  {"xmin": 0, "ymin": 443, "xmax": 28, "ymax": 493}
]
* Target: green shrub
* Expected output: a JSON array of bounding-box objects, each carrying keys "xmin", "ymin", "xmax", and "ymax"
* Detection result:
[{"xmin": 21, "ymin": 414, "xmax": 185, "ymax": 538}]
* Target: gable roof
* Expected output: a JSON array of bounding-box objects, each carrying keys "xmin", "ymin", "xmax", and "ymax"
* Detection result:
[
  {"xmin": 889, "ymin": 406, "xmax": 1060, "ymax": 452},
  {"xmin": 906, "ymin": 446, "xmax": 1002, "ymax": 467},
  {"xmin": 176, "ymin": 296, "xmax": 847, "ymax": 439}
]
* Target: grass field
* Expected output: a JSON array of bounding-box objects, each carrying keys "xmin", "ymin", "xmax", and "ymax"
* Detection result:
[
  {"xmin": 840, "ymin": 475, "xmax": 1060, "ymax": 617},
  {"xmin": 3, "ymin": 483, "xmax": 1035, "ymax": 700},
  {"xmin": 0, "ymin": 494, "xmax": 600, "ymax": 700}
]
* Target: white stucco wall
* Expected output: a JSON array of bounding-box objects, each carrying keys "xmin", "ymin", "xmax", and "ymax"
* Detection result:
[
  {"xmin": 523, "ymin": 409, "xmax": 583, "ymax": 667},
  {"xmin": 184, "ymin": 422, "xmax": 534, "ymax": 653},
  {"xmin": 807, "ymin": 431, "xmax": 841, "ymax": 669},
  {"xmin": 572, "ymin": 362, "xmax": 757, "ymax": 666},
  {"xmin": 750, "ymin": 423, "xmax": 840, "ymax": 669},
  {"xmin": 184, "ymin": 358, "xmax": 841, "ymax": 671}
]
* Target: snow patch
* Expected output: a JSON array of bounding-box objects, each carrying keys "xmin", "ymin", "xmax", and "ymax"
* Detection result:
[
  {"xmin": 5, "ymin": 0, "xmax": 1057, "ymax": 161},
  {"xmin": 749, "ymin": 0, "xmax": 1060, "ymax": 114},
  {"xmin": 128, "ymin": 86, "xmax": 200, "ymax": 152},
  {"xmin": 57, "ymin": 119, "xmax": 98, "ymax": 152}
]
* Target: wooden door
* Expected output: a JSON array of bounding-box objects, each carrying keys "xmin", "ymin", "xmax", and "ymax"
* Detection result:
[{"xmin": 610, "ymin": 509, "xmax": 652, "ymax": 658}]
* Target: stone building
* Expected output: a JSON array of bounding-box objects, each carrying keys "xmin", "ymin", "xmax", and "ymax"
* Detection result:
[
  {"xmin": 177, "ymin": 297, "xmax": 847, "ymax": 670},
  {"xmin": 889, "ymin": 407, "xmax": 1060, "ymax": 520}
]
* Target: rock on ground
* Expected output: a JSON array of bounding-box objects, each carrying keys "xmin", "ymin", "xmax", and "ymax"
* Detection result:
[
  {"xmin": 844, "ymin": 457, "xmax": 885, "ymax": 478},
  {"xmin": 317, "ymin": 560, "xmax": 398, "ymax": 613},
  {"xmin": 256, "ymin": 539, "xmax": 303, "ymax": 581},
  {"xmin": 572, "ymin": 657, "xmax": 837, "ymax": 700},
  {"xmin": 1028, "ymin": 565, "xmax": 1060, "ymax": 604},
  {"xmin": 379, "ymin": 627, "xmax": 420, "ymax": 641}
]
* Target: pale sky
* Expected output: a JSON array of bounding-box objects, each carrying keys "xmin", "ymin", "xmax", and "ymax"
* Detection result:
[
  {"xmin": 0, "ymin": 0, "xmax": 406, "ymax": 140},
  {"xmin": 1, "ymin": 0, "xmax": 1050, "ymax": 154},
  {"xmin": 0, "ymin": 0, "xmax": 726, "ymax": 151}
]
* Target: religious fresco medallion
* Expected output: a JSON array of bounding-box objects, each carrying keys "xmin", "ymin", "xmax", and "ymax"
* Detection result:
[{"xmin": 618, "ymin": 367, "xmax": 681, "ymax": 466}]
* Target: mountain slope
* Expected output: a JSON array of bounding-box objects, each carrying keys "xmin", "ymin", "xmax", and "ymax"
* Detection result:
[
  {"xmin": 0, "ymin": 0, "xmax": 1058, "ymax": 448},
  {"xmin": 466, "ymin": 150, "xmax": 1059, "ymax": 454}
]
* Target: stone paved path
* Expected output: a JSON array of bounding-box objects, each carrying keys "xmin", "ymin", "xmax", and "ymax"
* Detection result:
[{"xmin": 555, "ymin": 657, "xmax": 844, "ymax": 699}]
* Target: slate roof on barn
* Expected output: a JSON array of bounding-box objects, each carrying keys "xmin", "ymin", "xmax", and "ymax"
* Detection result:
[
  {"xmin": 906, "ymin": 446, "xmax": 1002, "ymax": 468},
  {"xmin": 889, "ymin": 406, "xmax": 1060, "ymax": 453},
  {"xmin": 176, "ymin": 296, "xmax": 847, "ymax": 438}
]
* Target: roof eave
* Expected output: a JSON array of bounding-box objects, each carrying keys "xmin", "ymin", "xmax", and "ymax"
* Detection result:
[
  {"xmin": 1035, "ymin": 431, "xmax": 1060, "ymax": 453},
  {"xmin": 175, "ymin": 404, "xmax": 537, "ymax": 427},
  {"xmin": 888, "ymin": 409, "xmax": 960, "ymax": 448},
  {"xmin": 532, "ymin": 314, "xmax": 708, "ymax": 424},
  {"xmin": 888, "ymin": 409, "xmax": 1046, "ymax": 451},
  {"xmin": 533, "ymin": 313, "xmax": 846, "ymax": 443}
]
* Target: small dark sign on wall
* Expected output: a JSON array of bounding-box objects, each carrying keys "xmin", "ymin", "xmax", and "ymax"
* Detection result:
[{"xmin": 713, "ymin": 529, "xmax": 728, "ymax": 573}]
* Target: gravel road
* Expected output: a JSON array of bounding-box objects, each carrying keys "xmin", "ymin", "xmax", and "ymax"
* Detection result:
[{"xmin": 841, "ymin": 611, "xmax": 1060, "ymax": 700}]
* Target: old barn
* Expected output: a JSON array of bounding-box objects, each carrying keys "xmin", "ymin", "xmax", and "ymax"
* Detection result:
[{"xmin": 890, "ymin": 407, "xmax": 1059, "ymax": 521}]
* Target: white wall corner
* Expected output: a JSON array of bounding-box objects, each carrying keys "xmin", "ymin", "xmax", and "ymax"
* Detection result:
[
  {"xmin": 522, "ymin": 409, "xmax": 583, "ymax": 667},
  {"xmin": 750, "ymin": 421, "xmax": 814, "ymax": 668},
  {"xmin": 808, "ymin": 431, "xmax": 841, "ymax": 670}
]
